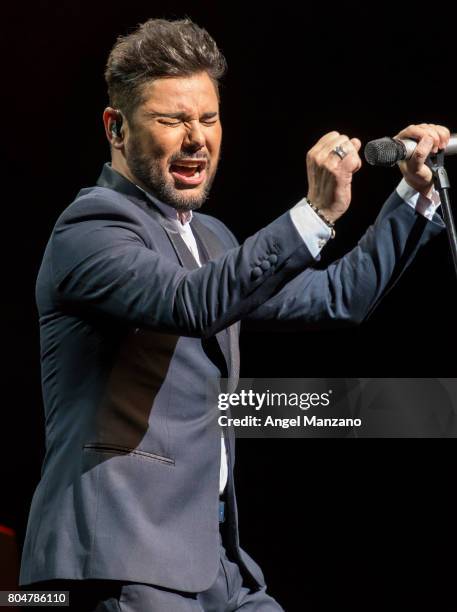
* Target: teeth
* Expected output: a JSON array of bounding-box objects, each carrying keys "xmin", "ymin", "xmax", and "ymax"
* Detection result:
[{"xmin": 195, "ymin": 171, "xmax": 200, "ymax": 177}]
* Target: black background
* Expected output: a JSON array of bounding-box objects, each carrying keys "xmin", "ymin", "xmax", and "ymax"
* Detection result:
[{"xmin": 2, "ymin": 2, "xmax": 457, "ymax": 610}]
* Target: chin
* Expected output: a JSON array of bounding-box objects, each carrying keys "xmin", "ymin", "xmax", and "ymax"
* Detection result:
[
  {"xmin": 168, "ymin": 181, "xmax": 210, "ymax": 212},
  {"xmin": 174, "ymin": 198, "xmax": 205, "ymax": 213}
]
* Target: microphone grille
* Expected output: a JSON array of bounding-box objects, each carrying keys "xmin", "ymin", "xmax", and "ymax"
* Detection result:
[{"xmin": 364, "ymin": 137, "xmax": 404, "ymax": 167}]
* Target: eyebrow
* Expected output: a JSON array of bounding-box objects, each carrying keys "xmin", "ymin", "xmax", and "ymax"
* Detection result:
[{"xmin": 144, "ymin": 111, "xmax": 218, "ymax": 120}]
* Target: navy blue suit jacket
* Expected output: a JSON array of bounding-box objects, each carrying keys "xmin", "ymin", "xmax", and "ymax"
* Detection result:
[{"xmin": 19, "ymin": 164, "xmax": 444, "ymax": 591}]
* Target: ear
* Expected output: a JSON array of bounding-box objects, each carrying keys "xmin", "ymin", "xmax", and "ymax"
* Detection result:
[{"xmin": 103, "ymin": 107, "xmax": 124, "ymax": 148}]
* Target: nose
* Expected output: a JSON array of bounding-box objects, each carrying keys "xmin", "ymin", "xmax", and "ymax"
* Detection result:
[{"xmin": 184, "ymin": 120, "xmax": 205, "ymax": 152}]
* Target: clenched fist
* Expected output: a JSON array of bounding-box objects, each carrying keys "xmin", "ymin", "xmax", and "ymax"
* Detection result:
[{"xmin": 306, "ymin": 131, "xmax": 362, "ymax": 224}]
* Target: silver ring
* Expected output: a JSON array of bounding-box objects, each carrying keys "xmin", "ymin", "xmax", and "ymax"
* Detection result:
[{"xmin": 332, "ymin": 145, "xmax": 347, "ymax": 160}]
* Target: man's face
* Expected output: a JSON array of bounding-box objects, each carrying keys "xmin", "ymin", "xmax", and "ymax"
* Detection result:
[{"xmin": 124, "ymin": 71, "xmax": 222, "ymax": 212}]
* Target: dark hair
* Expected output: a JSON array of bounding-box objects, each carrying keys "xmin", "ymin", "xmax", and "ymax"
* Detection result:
[{"xmin": 105, "ymin": 18, "xmax": 227, "ymax": 120}]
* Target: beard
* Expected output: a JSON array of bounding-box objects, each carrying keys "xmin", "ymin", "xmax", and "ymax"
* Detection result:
[{"xmin": 126, "ymin": 137, "xmax": 218, "ymax": 212}]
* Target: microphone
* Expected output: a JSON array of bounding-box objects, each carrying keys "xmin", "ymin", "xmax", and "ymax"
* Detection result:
[{"xmin": 364, "ymin": 134, "xmax": 457, "ymax": 167}]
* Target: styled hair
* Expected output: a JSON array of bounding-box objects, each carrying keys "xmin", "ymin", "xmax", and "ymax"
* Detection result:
[{"xmin": 105, "ymin": 18, "xmax": 227, "ymax": 120}]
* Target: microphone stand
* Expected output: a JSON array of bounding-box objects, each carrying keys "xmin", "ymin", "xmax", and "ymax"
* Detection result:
[{"xmin": 427, "ymin": 151, "xmax": 457, "ymax": 280}]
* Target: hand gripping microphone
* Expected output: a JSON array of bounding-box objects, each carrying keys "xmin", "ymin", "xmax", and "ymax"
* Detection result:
[
  {"xmin": 364, "ymin": 131, "xmax": 457, "ymax": 283},
  {"xmin": 364, "ymin": 134, "xmax": 457, "ymax": 167}
]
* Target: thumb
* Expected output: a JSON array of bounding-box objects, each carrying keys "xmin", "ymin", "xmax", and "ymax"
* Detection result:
[
  {"xmin": 410, "ymin": 135, "xmax": 434, "ymax": 171},
  {"xmin": 350, "ymin": 138, "xmax": 362, "ymax": 152}
]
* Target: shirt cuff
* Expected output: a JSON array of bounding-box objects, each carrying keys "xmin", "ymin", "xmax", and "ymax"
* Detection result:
[
  {"xmin": 396, "ymin": 178, "xmax": 441, "ymax": 221},
  {"xmin": 289, "ymin": 198, "xmax": 333, "ymax": 258}
]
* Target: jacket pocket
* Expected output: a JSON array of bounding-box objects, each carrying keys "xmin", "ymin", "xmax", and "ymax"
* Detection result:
[{"xmin": 82, "ymin": 442, "xmax": 175, "ymax": 466}]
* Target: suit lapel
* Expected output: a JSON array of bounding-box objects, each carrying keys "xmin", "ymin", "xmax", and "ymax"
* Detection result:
[
  {"xmin": 191, "ymin": 218, "xmax": 238, "ymax": 464},
  {"xmin": 162, "ymin": 218, "xmax": 200, "ymax": 270},
  {"xmin": 191, "ymin": 217, "xmax": 240, "ymax": 391}
]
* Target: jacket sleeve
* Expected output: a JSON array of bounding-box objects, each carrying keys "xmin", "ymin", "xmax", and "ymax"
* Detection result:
[
  {"xmin": 49, "ymin": 193, "xmax": 316, "ymax": 338},
  {"xmin": 243, "ymin": 191, "xmax": 445, "ymax": 330}
]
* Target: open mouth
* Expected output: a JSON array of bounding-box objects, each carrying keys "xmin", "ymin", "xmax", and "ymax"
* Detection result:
[{"xmin": 169, "ymin": 159, "xmax": 207, "ymax": 186}]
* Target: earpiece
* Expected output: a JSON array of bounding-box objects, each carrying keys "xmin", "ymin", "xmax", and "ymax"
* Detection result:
[{"xmin": 110, "ymin": 111, "xmax": 123, "ymax": 138}]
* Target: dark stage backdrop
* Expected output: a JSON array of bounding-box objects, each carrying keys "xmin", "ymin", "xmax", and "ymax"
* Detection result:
[{"xmin": 2, "ymin": 3, "xmax": 456, "ymax": 610}]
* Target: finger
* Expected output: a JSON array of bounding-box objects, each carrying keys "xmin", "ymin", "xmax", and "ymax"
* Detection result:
[
  {"xmin": 395, "ymin": 124, "xmax": 428, "ymax": 141},
  {"xmin": 325, "ymin": 137, "xmax": 362, "ymax": 172},
  {"xmin": 409, "ymin": 134, "xmax": 434, "ymax": 171},
  {"xmin": 350, "ymin": 137, "xmax": 362, "ymax": 152},
  {"xmin": 342, "ymin": 139, "xmax": 362, "ymax": 172},
  {"xmin": 320, "ymin": 130, "xmax": 341, "ymax": 142},
  {"xmin": 310, "ymin": 134, "xmax": 349, "ymax": 165},
  {"xmin": 394, "ymin": 124, "xmax": 427, "ymax": 141},
  {"xmin": 349, "ymin": 138, "xmax": 363, "ymax": 171},
  {"xmin": 429, "ymin": 124, "xmax": 451, "ymax": 149},
  {"xmin": 308, "ymin": 131, "xmax": 341, "ymax": 156},
  {"xmin": 319, "ymin": 134, "xmax": 352, "ymax": 158},
  {"xmin": 418, "ymin": 124, "xmax": 442, "ymax": 153},
  {"xmin": 395, "ymin": 124, "xmax": 440, "ymax": 151}
]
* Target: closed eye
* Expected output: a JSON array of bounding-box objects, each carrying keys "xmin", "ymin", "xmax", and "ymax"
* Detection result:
[{"xmin": 159, "ymin": 119, "xmax": 218, "ymax": 127}]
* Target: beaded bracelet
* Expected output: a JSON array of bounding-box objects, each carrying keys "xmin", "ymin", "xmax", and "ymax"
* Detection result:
[{"xmin": 305, "ymin": 198, "xmax": 336, "ymax": 239}]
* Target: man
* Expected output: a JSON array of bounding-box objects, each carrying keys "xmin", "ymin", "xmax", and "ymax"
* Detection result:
[{"xmin": 19, "ymin": 17, "xmax": 448, "ymax": 611}]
